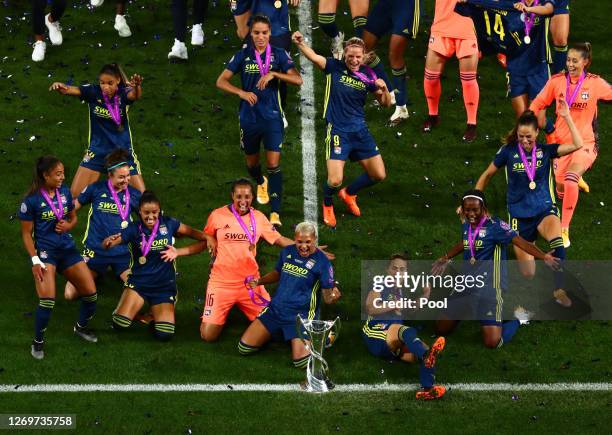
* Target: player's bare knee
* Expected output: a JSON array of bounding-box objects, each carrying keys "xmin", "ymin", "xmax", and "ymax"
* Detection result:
[
  {"xmin": 327, "ymin": 177, "xmax": 343, "ymax": 188},
  {"xmin": 200, "ymin": 325, "xmax": 221, "ymax": 342},
  {"xmin": 483, "ymin": 337, "xmax": 500, "ymax": 349}
]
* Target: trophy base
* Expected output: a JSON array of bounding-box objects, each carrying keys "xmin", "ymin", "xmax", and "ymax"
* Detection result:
[{"xmin": 300, "ymin": 377, "xmax": 335, "ymax": 393}]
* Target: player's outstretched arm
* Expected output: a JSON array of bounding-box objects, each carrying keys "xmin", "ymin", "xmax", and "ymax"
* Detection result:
[
  {"xmin": 432, "ymin": 242, "xmax": 464, "ymax": 275},
  {"xmin": 102, "ymin": 233, "xmax": 123, "ymax": 249},
  {"xmin": 176, "ymin": 223, "xmax": 207, "ymax": 241},
  {"xmin": 475, "ymin": 163, "xmax": 499, "ymax": 191},
  {"xmin": 556, "ymin": 98, "xmax": 585, "ymax": 155},
  {"xmin": 161, "ymin": 241, "xmax": 207, "ymax": 262},
  {"xmin": 250, "ymin": 270, "xmax": 281, "ymax": 287},
  {"xmin": 511, "ymin": 235, "xmax": 560, "ymax": 268},
  {"xmin": 49, "ymin": 82, "xmax": 81, "ymax": 96},
  {"xmin": 292, "ymin": 31, "xmax": 327, "ymax": 70}
]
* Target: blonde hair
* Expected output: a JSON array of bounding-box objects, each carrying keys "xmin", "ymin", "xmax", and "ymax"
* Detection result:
[{"xmin": 295, "ymin": 221, "xmax": 318, "ymax": 241}]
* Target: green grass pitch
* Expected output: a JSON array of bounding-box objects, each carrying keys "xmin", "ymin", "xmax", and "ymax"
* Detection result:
[{"xmin": 0, "ymin": 0, "xmax": 610, "ymax": 433}]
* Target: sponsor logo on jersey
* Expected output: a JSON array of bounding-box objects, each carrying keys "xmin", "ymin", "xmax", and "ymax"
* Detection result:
[
  {"xmin": 224, "ymin": 233, "xmax": 251, "ymax": 240},
  {"xmin": 282, "ymin": 262, "xmax": 309, "ymax": 276}
]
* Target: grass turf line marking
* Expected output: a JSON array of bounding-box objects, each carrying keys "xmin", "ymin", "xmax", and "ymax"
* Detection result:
[
  {"xmin": 298, "ymin": 0, "xmax": 318, "ymax": 224},
  {"xmin": 1, "ymin": 383, "xmax": 611, "ymax": 393}
]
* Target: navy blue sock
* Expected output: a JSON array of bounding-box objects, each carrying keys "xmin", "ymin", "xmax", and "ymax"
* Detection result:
[
  {"xmin": 78, "ymin": 292, "xmax": 97, "ymax": 328},
  {"xmin": 154, "ymin": 321, "xmax": 175, "ymax": 342},
  {"xmin": 352, "ymin": 16, "xmax": 367, "ymax": 38},
  {"xmin": 550, "ymin": 237, "xmax": 566, "ymax": 290},
  {"xmin": 499, "ymin": 320, "xmax": 520, "ymax": 347},
  {"xmin": 323, "ymin": 182, "xmax": 338, "ymax": 207},
  {"xmin": 544, "ymin": 117, "xmax": 555, "ymax": 135},
  {"xmin": 346, "ymin": 173, "xmax": 376, "ymax": 196},
  {"xmin": 399, "ymin": 326, "xmax": 427, "ymax": 359},
  {"xmin": 368, "ymin": 55, "xmax": 393, "ymax": 91},
  {"xmin": 318, "ymin": 13, "xmax": 339, "ymax": 38},
  {"xmin": 392, "ymin": 66, "xmax": 408, "ymax": 106},
  {"xmin": 267, "ymin": 166, "xmax": 282, "ymax": 213},
  {"xmin": 419, "ymin": 364, "xmax": 436, "ymax": 389},
  {"xmin": 247, "ymin": 164, "xmax": 265, "ymax": 185},
  {"xmin": 34, "ymin": 298, "xmax": 55, "ymax": 342},
  {"xmin": 552, "ymin": 45, "xmax": 568, "ymax": 74}
]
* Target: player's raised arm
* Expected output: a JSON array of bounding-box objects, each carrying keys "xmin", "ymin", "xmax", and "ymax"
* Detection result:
[
  {"xmin": 49, "ymin": 82, "xmax": 81, "ymax": 96},
  {"xmin": 292, "ymin": 31, "xmax": 327, "ymax": 70}
]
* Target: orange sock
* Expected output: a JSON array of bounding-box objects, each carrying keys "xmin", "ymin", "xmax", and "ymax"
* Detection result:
[
  {"xmin": 424, "ymin": 68, "xmax": 441, "ymax": 116},
  {"xmin": 561, "ymin": 172, "xmax": 580, "ymax": 228},
  {"xmin": 460, "ymin": 71, "xmax": 479, "ymax": 125}
]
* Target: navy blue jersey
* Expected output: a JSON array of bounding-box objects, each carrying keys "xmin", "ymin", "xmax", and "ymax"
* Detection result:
[
  {"xmin": 461, "ymin": 216, "xmax": 517, "ymax": 289},
  {"xmin": 270, "ymin": 245, "xmax": 335, "ymax": 319},
  {"xmin": 121, "ymin": 216, "xmax": 181, "ymax": 290},
  {"xmin": 493, "ymin": 142, "xmax": 559, "ymax": 218},
  {"xmin": 78, "ymin": 181, "xmax": 142, "ymax": 257},
  {"xmin": 365, "ymin": 286, "xmax": 404, "ymax": 329},
  {"xmin": 458, "ymin": 0, "xmax": 553, "ymax": 74},
  {"xmin": 226, "ymin": 45, "xmax": 295, "ymax": 123},
  {"xmin": 323, "ymin": 58, "xmax": 378, "ymax": 133},
  {"xmin": 18, "ymin": 185, "xmax": 75, "ymax": 251},
  {"xmin": 79, "ymin": 84, "xmax": 134, "ymax": 151},
  {"xmin": 251, "ymin": 0, "xmax": 290, "ymax": 37}
]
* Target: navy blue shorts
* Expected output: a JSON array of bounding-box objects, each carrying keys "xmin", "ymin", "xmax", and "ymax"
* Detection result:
[
  {"xmin": 365, "ymin": 0, "xmax": 419, "ymax": 39},
  {"xmin": 240, "ymin": 119, "xmax": 284, "ymax": 155},
  {"xmin": 554, "ymin": 0, "xmax": 570, "ymax": 15},
  {"xmin": 508, "ymin": 64, "xmax": 550, "ymax": 99},
  {"xmin": 325, "ymin": 125, "xmax": 380, "ymax": 162},
  {"xmin": 510, "ymin": 206, "xmax": 559, "ymax": 243},
  {"xmin": 258, "ymin": 305, "xmax": 306, "ymax": 342},
  {"xmin": 362, "ymin": 322, "xmax": 402, "ymax": 359},
  {"xmin": 80, "ymin": 146, "xmax": 141, "ymax": 175},
  {"xmin": 230, "ymin": 0, "xmax": 252, "ymax": 16},
  {"xmin": 125, "ymin": 278, "xmax": 177, "ymax": 306},
  {"xmin": 83, "ymin": 248, "xmax": 130, "ymax": 278},
  {"xmin": 38, "ymin": 246, "xmax": 83, "ymax": 273},
  {"xmin": 445, "ymin": 287, "xmax": 504, "ymax": 326}
]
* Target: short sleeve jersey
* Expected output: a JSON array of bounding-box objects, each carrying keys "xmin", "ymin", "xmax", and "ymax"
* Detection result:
[{"xmin": 431, "ymin": 0, "xmax": 477, "ymax": 39}]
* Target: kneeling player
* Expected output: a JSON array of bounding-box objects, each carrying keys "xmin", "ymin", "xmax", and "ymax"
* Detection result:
[
  {"xmin": 362, "ymin": 254, "xmax": 446, "ymax": 400},
  {"xmin": 103, "ymin": 191, "xmax": 206, "ymax": 341},
  {"xmin": 238, "ymin": 222, "xmax": 340, "ymax": 368}
]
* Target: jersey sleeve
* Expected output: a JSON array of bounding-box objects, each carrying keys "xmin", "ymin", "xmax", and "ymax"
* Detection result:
[
  {"xmin": 595, "ymin": 77, "xmax": 612, "ymax": 102},
  {"xmin": 64, "ymin": 189, "xmax": 74, "ymax": 214},
  {"xmin": 18, "ymin": 196, "xmax": 35, "ymax": 221},
  {"xmin": 128, "ymin": 187, "xmax": 142, "ymax": 213},
  {"xmin": 274, "ymin": 249, "xmax": 285, "ymax": 273},
  {"xmin": 77, "ymin": 183, "xmax": 95, "ymax": 206},
  {"xmin": 493, "ymin": 145, "xmax": 509, "ymax": 168},
  {"xmin": 530, "ymin": 78, "xmax": 556, "ymax": 112},
  {"xmin": 119, "ymin": 85, "xmax": 134, "ymax": 106},
  {"xmin": 493, "ymin": 219, "xmax": 518, "ymax": 244},
  {"xmin": 204, "ymin": 210, "xmax": 218, "ymax": 236},
  {"xmin": 542, "ymin": 143, "xmax": 560, "ymax": 158},
  {"xmin": 226, "ymin": 50, "xmax": 244, "ymax": 74},
  {"xmin": 323, "ymin": 57, "xmax": 337, "ymax": 75},
  {"xmin": 121, "ymin": 222, "xmax": 138, "ymax": 244},
  {"xmin": 79, "ymin": 84, "xmax": 98, "ymax": 103},
  {"xmin": 257, "ymin": 212, "xmax": 281, "ymax": 245},
  {"xmin": 318, "ymin": 256, "xmax": 335, "ymax": 289},
  {"xmin": 167, "ymin": 217, "xmax": 182, "ymax": 237},
  {"xmin": 278, "ymin": 49, "xmax": 295, "ymax": 73}
]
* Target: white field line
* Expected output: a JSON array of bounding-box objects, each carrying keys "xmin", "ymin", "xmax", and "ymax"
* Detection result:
[
  {"xmin": 297, "ymin": 0, "xmax": 318, "ymax": 224},
  {"xmin": 1, "ymin": 383, "xmax": 611, "ymax": 393}
]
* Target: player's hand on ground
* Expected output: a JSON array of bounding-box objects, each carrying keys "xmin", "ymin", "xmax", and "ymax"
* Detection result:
[
  {"xmin": 49, "ymin": 82, "xmax": 69, "ymax": 93},
  {"xmin": 318, "ymin": 244, "xmax": 335, "ymax": 260},
  {"xmin": 32, "ymin": 264, "xmax": 46, "ymax": 283},
  {"xmin": 54, "ymin": 219, "xmax": 70, "ymax": 233},
  {"xmin": 161, "ymin": 245, "xmax": 177, "ymax": 262},
  {"xmin": 292, "ymin": 31, "xmax": 304, "ymax": 45},
  {"xmin": 256, "ymin": 72, "xmax": 275, "ymax": 90},
  {"xmin": 557, "ymin": 97, "xmax": 570, "ymax": 118},
  {"xmin": 239, "ymin": 90, "xmax": 258, "ymax": 106},
  {"xmin": 130, "ymin": 74, "xmax": 143, "ymax": 87},
  {"xmin": 323, "ymin": 287, "xmax": 341, "ymax": 304}
]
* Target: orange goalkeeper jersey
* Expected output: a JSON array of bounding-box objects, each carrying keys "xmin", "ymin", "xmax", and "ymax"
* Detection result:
[{"xmin": 430, "ymin": 0, "xmax": 476, "ymax": 40}]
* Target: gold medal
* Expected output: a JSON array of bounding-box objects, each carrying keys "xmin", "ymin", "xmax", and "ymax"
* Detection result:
[
  {"xmin": 470, "ymin": 256, "xmax": 476, "ymax": 265},
  {"xmin": 529, "ymin": 181, "xmax": 536, "ymax": 190},
  {"xmin": 121, "ymin": 220, "xmax": 128, "ymax": 229},
  {"xmin": 139, "ymin": 256, "xmax": 147, "ymax": 265},
  {"xmin": 524, "ymin": 35, "xmax": 531, "ymax": 44},
  {"xmin": 274, "ymin": 0, "xmax": 282, "ymax": 8}
]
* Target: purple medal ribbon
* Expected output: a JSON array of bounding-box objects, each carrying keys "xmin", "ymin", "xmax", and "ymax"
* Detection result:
[
  {"xmin": 254, "ymin": 44, "xmax": 272, "ymax": 77},
  {"xmin": 139, "ymin": 219, "xmax": 160, "ymax": 259},
  {"xmin": 522, "ymin": 0, "xmax": 539, "ymax": 43},
  {"xmin": 40, "ymin": 188, "xmax": 64, "ymax": 221},
  {"xmin": 565, "ymin": 71, "xmax": 586, "ymax": 107},
  {"xmin": 230, "ymin": 204, "xmax": 257, "ymax": 248},
  {"xmin": 102, "ymin": 93, "xmax": 122, "ymax": 128},
  {"xmin": 467, "ymin": 216, "xmax": 487, "ymax": 261},
  {"xmin": 517, "ymin": 143, "xmax": 537, "ymax": 185},
  {"xmin": 244, "ymin": 275, "xmax": 270, "ymax": 307},
  {"xmin": 352, "ymin": 65, "xmax": 378, "ymax": 85},
  {"xmin": 107, "ymin": 180, "xmax": 130, "ymax": 222}
]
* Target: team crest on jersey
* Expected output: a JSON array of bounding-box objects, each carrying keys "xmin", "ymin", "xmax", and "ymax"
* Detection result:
[
  {"xmin": 20, "ymin": 203, "xmax": 27, "ymax": 213},
  {"xmin": 160, "ymin": 225, "xmax": 168, "ymax": 236},
  {"xmin": 581, "ymin": 91, "xmax": 589, "ymax": 100},
  {"xmin": 478, "ymin": 229, "xmax": 487, "ymax": 238},
  {"xmin": 39, "ymin": 250, "xmax": 48, "ymax": 259},
  {"xmin": 536, "ymin": 150, "xmax": 543, "ymax": 158},
  {"xmin": 60, "ymin": 195, "xmax": 67, "ymax": 204},
  {"xmin": 305, "ymin": 259, "xmax": 316, "ymax": 269}
]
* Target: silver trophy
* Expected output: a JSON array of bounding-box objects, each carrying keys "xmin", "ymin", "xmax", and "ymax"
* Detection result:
[{"xmin": 296, "ymin": 314, "xmax": 341, "ymax": 393}]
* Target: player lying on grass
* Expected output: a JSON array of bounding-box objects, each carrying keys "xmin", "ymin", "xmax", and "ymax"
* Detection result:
[
  {"xmin": 103, "ymin": 191, "xmax": 206, "ymax": 341},
  {"xmin": 19, "ymin": 156, "xmax": 99, "ymax": 360},
  {"xmin": 474, "ymin": 103, "xmax": 583, "ymax": 307},
  {"xmin": 433, "ymin": 190, "xmax": 559, "ymax": 348},
  {"xmin": 238, "ymin": 221, "xmax": 341, "ymax": 369},
  {"xmin": 362, "ymin": 254, "xmax": 447, "ymax": 400}
]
